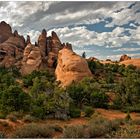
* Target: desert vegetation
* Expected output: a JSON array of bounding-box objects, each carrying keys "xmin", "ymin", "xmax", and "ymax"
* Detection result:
[{"xmin": 0, "ymin": 61, "xmax": 140, "ymax": 138}]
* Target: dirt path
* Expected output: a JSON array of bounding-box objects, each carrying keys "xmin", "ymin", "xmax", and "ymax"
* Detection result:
[{"xmin": 96, "ymin": 108, "xmax": 140, "ymax": 120}]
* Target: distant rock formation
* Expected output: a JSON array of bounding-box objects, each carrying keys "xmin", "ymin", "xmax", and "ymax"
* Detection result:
[
  {"xmin": 87, "ymin": 57, "xmax": 98, "ymax": 61},
  {"xmin": 55, "ymin": 48, "xmax": 92, "ymax": 87},
  {"xmin": 120, "ymin": 58, "xmax": 140, "ymax": 69},
  {"xmin": 0, "ymin": 21, "xmax": 12, "ymax": 43},
  {"xmin": 120, "ymin": 54, "xmax": 131, "ymax": 62}
]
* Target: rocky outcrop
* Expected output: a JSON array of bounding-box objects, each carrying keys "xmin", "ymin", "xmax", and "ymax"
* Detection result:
[
  {"xmin": 47, "ymin": 31, "xmax": 62, "ymax": 54},
  {"xmin": 0, "ymin": 21, "xmax": 73, "ymax": 73},
  {"xmin": 120, "ymin": 58, "xmax": 140, "ymax": 69},
  {"xmin": 120, "ymin": 54, "xmax": 131, "ymax": 62},
  {"xmin": 47, "ymin": 52, "xmax": 57, "ymax": 68},
  {"xmin": 55, "ymin": 48, "xmax": 92, "ymax": 87},
  {"xmin": 0, "ymin": 21, "xmax": 12, "ymax": 43},
  {"xmin": 21, "ymin": 44, "xmax": 45, "ymax": 75},
  {"xmin": 0, "ymin": 34, "xmax": 25, "ymax": 68},
  {"xmin": 38, "ymin": 29, "xmax": 47, "ymax": 57}
]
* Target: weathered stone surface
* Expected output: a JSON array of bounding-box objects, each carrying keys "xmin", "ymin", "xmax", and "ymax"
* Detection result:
[
  {"xmin": 120, "ymin": 54, "xmax": 131, "ymax": 62},
  {"xmin": 26, "ymin": 35, "xmax": 31, "ymax": 45},
  {"xmin": 0, "ymin": 36, "xmax": 25, "ymax": 68},
  {"xmin": 55, "ymin": 48, "xmax": 92, "ymax": 87},
  {"xmin": 51, "ymin": 31, "xmax": 62, "ymax": 54},
  {"xmin": 21, "ymin": 44, "xmax": 45, "ymax": 75},
  {"xmin": 0, "ymin": 21, "xmax": 12, "ymax": 43},
  {"xmin": 47, "ymin": 52, "xmax": 57, "ymax": 68},
  {"xmin": 38, "ymin": 29, "xmax": 47, "ymax": 56}
]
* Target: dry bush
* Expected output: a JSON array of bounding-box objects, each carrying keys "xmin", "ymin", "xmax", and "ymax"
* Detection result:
[
  {"xmin": 12, "ymin": 123, "xmax": 54, "ymax": 138},
  {"xmin": 22, "ymin": 115, "xmax": 37, "ymax": 123},
  {"xmin": 112, "ymin": 125, "xmax": 140, "ymax": 138},
  {"xmin": 63, "ymin": 125, "xmax": 87, "ymax": 138}
]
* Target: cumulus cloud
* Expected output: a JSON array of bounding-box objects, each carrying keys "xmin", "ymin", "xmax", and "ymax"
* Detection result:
[
  {"xmin": 0, "ymin": 1, "xmax": 140, "ymax": 59},
  {"xmin": 48, "ymin": 26, "xmax": 130, "ymax": 48}
]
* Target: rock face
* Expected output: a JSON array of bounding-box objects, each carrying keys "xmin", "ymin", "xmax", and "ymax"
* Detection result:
[
  {"xmin": 120, "ymin": 54, "xmax": 131, "ymax": 62},
  {"xmin": 0, "ymin": 21, "xmax": 73, "ymax": 74},
  {"xmin": 21, "ymin": 44, "xmax": 45, "ymax": 75},
  {"xmin": 0, "ymin": 34, "xmax": 25, "ymax": 68},
  {"xmin": 38, "ymin": 29, "xmax": 47, "ymax": 57},
  {"xmin": 55, "ymin": 48, "xmax": 92, "ymax": 87},
  {"xmin": 0, "ymin": 21, "xmax": 12, "ymax": 43}
]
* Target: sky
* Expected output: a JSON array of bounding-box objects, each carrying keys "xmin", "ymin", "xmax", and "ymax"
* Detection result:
[{"xmin": 0, "ymin": 1, "xmax": 140, "ymax": 60}]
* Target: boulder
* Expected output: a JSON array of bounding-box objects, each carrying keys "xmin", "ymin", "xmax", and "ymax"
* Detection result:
[
  {"xmin": 21, "ymin": 44, "xmax": 45, "ymax": 75},
  {"xmin": 120, "ymin": 54, "xmax": 131, "ymax": 62},
  {"xmin": 55, "ymin": 48, "xmax": 92, "ymax": 87},
  {"xmin": 0, "ymin": 21, "xmax": 12, "ymax": 43}
]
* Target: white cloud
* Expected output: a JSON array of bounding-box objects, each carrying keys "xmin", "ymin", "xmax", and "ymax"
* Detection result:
[
  {"xmin": 129, "ymin": 23, "xmax": 137, "ymax": 28},
  {"xmin": 47, "ymin": 26, "xmax": 130, "ymax": 49},
  {"xmin": 113, "ymin": 47, "xmax": 140, "ymax": 52}
]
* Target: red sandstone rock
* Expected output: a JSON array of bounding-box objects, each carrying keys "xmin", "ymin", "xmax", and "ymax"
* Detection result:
[
  {"xmin": 0, "ymin": 21, "xmax": 12, "ymax": 43},
  {"xmin": 55, "ymin": 48, "xmax": 92, "ymax": 87},
  {"xmin": 120, "ymin": 54, "xmax": 131, "ymax": 62}
]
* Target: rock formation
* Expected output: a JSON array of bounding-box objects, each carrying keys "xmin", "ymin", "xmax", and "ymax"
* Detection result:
[
  {"xmin": 26, "ymin": 35, "xmax": 31, "ymax": 45},
  {"xmin": 55, "ymin": 48, "xmax": 92, "ymax": 87},
  {"xmin": 21, "ymin": 44, "xmax": 45, "ymax": 75},
  {"xmin": 0, "ymin": 30, "xmax": 25, "ymax": 68},
  {"xmin": 120, "ymin": 54, "xmax": 131, "ymax": 62},
  {"xmin": 0, "ymin": 21, "xmax": 12, "ymax": 43},
  {"xmin": 87, "ymin": 57, "xmax": 98, "ymax": 62},
  {"xmin": 120, "ymin": 58, "xmax": 140, "ymax": 69},
  {"xmin": 38, "ymin": 29, "xmax": 47, "ymax": 57},
  {"xmin": 0, "ymin": 21, "xmax": 73, "ymax": 74}
]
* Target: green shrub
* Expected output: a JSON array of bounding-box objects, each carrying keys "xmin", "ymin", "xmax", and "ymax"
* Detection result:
[
  {"xmin": 0, "ymin": 131, "xmax": 5, "ymax": 138},
  {"xmin": 0, "ymin": 85, "xmax": 31, "ymax": 114},
  {"xmin": 84, "ymin": 106, "xmax": 94, "ymax": 117},
  {"xmin": 90, "ymin": 91, "xmax": 109, "ymax": 108},
  {"xmin": 31, "ymin": 106, "xmax": 46, "ymax": 119},
  {"xmin": 0, "ymin": 113, "xmax": 6, "ymax": 119},
  {"xmin": 125, "ymin": 112, "xmax": 132, "ymax": 122},
  {"xmin": 69, "ymin": 106, "xmax": 81, "ymax": 118},
  {"xmin": 6, "ymin": 114, "xmax": 17, "ymax": 122},
  {"xmin": 63, "ymin": 125, "xmax": 87, "ymax": 138},
  {"xmin": 12, "ymin": 123, "xmax": 54, "ymax": 138}
]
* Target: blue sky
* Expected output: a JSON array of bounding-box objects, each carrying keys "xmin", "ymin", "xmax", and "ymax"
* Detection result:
[{"xmin": 0, "ymin": 1, "xmax": 140, "ymax": 60}]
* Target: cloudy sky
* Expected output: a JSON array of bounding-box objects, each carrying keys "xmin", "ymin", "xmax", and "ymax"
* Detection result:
[{"xmin": 0, "ymin": 1, "xmax": 140, "ymax": 60}]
